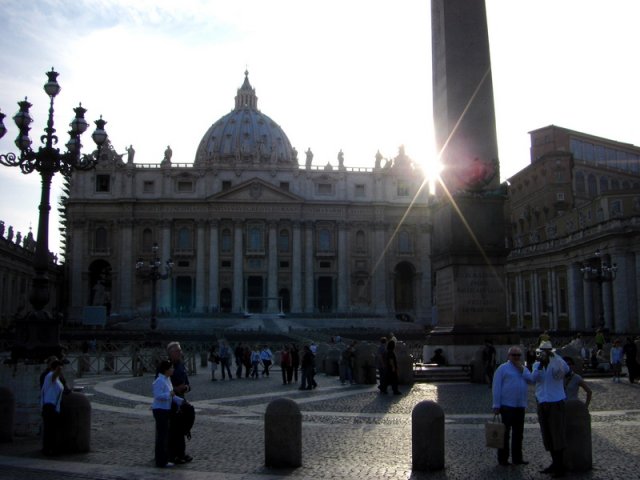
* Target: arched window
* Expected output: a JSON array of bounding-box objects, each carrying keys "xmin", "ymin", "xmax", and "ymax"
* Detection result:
[
  {"xmin": 142, "ymin": 228, "xmax": 153, "ymax": 252},
  {"xmin": 599, "ymin": 176, "xmax": 609, "ymax": 194},
  {"xmin": 355, "ymin": 230, "xmax": 365, "ymax": 251},
  {"xmin": 221, "ymin": 229, "xmax": 232, "ymax": 252},
  {"xmin": 575, "ymin": 171, "xmax": 586, "ymax": 195},
  {"xmin": 95, "ymin": 227, "xmax": 108, "ymax": 252},
  {"xmin": 248, "ymin": 226, "xmax": 263, "ymax": 252},
  {"xmin": 177, "ymin": 227, "xmax": 191, "ymax": 250},
  {"xmin": 278, "ymin": 229, "xmax": 290, "ymax": 253},
  {"xmin": 318, "ymin": 229, "xmax": 332, "ymax": 252},
  {"xmin": 611, "ymin": 178, "xmax": 620, "ymax": 190}
]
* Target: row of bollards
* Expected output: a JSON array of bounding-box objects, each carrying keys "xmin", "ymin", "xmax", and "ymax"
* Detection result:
[{"xmin": 265, "ymin": 398, "xmax": 592, "ymax": 473}]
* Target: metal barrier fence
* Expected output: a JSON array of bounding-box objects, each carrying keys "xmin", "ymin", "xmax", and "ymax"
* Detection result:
[{"xmin": 65, "ymin": 350, "xmax": 200, "ymax": 377}]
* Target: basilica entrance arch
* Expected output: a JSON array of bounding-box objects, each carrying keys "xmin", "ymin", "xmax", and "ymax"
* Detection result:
[
  {"xmin": 394, "ymin": 261, "xmax": 416, "ymax": 312},
  {"xmin": 175, "ymin": 276, "xmax": 192, "ymax": 313},
  {"xmin": 247, "ymin": 276, "xmax": 264, "ymax": 313}
]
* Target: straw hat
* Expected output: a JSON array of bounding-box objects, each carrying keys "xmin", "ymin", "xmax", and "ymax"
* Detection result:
[{"xmin": 537, "ymin": 340, "xmax": 554, "ymax": 351}]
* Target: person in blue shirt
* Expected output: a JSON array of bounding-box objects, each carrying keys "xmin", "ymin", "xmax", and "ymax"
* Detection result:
[
  {"xmin": 532, "ymin": 341, "xmax": 570, "ymax": 478},
  {"xmin": 152, "ymin": 360, "xmax": 183, "ymax": 468},
  {"xmin": 492, "ymin": 346, "xmax": 533, "ymax": 466},
  {"xmin": 40, "ymin": 359, "xmax": 65, "ymax": 456}
]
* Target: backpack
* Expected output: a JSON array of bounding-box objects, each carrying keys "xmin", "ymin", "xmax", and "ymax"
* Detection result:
[{"xmin": 176, "ymin": 401, "xmax": 196, "ymax": 440}]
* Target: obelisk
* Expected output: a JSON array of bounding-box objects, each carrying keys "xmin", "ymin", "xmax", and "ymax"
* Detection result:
[{"xmin": 430, "ymin": 0, "xmax": 508, "ymax": 344}]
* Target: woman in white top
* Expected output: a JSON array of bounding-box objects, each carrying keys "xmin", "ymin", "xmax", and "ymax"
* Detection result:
[
  {"xmin": 40, "ymin": 359, "xmax": 64, "ymax": 455},
  {"xmin": 152, "ymin": 360, "xmax": 183, "ymax": 468}
]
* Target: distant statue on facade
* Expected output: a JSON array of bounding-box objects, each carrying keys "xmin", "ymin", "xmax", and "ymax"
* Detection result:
[
  {"xmin": 375, "ymin": 150, "xmax": 383, "ymax": 169},
  {"xmin": 0, "ymin": 220, "xmax": 4, "ymax": 238},
  {"xmin": 92, "ymin": 280, "xmax": 106, "ymax": 306},
  {"xmin": 7, "ymin": 226, "xmax": 13, "ymax": 242},
  {"xmin": 126, "ymin": 145, "xmax": 135, "ymax": 163},
  {"xmin": 337, "ymin": 149, "xmax": 344, "ymax": 168},
  {"xmin": 15, "ymin": 231, "xmax": 21, "ymax": 246},
  {"xmin": 163, "ymin": 145, "xmax": 172, "ymax": 163},
  {"xmin": 305, "ymin": 148, "xmax": 313, "ymax": 168}
]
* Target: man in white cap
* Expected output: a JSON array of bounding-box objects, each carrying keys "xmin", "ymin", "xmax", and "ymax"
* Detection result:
[{"xmin": 532, "ymin": 340, "xmax": 570, "ymax": 478}]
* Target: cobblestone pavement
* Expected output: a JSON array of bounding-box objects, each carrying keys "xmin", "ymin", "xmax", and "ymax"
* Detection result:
[{"xmin": 1, "ymin": 368, "xmax": 639, "ymax": 480}]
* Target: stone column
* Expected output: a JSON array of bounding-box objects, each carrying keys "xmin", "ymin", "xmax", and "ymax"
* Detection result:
[
  {"xmin": 159, "ymin": 222, "xmax": 172, "ymax": 312},
  {"xmin": 209, "ymin": 220, "xmax": 219, "ymax": 312},
  {"xmin": 337, "ymin": 222, "xmax": 348, "ymax": 312},
  {"xmin": 567, "ymin": 263, "xmax": 585, "ymax": 330},
  {"xmin": 603, "ymin": 278, "xmax": 614, "ymax": 331},
  {"xmin": 291, "ymin": 221, "xmax": 302, "ymax": 313},
  {"xmin": 531, "ymin": 271, "xmax": 540, "ymax": 329},
  {"xmin": 118, "ymin": 220, "xmax": 133, "ymax": 317},
  {"xmin": 195, "ymin": 220, "xmax": 206, "ymax": 312},
  {"xmin": 612, "ymin": 252, "xmax": 635, "ymax": 333},
  {"xmin": 583, "ymin": 280, "xmax": 594, "ymax": 329},
  {"xmin": 304, "ymin": 221, "xmax": 314, "ymax": 313},
  {"xmin": 70, "ymin": 220, "xmax": 86, "ymax": 321},
  {"xmin": 549, "ymin": 269, "xmax": 558, "ymax": 329},
  {"xmin": 418, "ymin": 223, "xmax": 433, "ymax": 325},
  {"xmin": 515, "ymin": 274, "xmax": 524, "ymax": 328},
  {"xmin": 373, "ymin": 222, "xmax": 387, "ymax": 314},
  {"xmin": 268, "ymin": 221, "xmax": 278, "ymax": 312},
  {"xmin": 233, "ymin": 220, "xmax": 244, "ymax": 313}
]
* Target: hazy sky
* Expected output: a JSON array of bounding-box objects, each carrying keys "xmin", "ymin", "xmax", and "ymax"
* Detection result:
[{"xmin": 1, "ymin": 0, "xmax": 639, "ymax": 256}]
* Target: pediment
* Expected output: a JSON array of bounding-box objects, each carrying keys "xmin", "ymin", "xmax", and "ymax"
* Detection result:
[{"xmin": 208, "ymin": 178, "xmax": 303, "ymax": 203}]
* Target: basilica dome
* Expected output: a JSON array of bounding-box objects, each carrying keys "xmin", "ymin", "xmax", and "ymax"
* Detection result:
[{"xmin": 194, "ymin": 72, "xmax": 298, "ymax": 167}]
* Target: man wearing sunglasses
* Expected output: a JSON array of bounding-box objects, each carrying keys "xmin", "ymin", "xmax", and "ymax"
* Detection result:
[{"xmin": 492, "ymin": 346, "xmax": 533, "ymax": 467}]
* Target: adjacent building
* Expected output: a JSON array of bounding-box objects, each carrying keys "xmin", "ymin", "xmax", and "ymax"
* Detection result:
[{"xmin": 506, "ymin": 125, "xmax": 640, "ymax": 333}]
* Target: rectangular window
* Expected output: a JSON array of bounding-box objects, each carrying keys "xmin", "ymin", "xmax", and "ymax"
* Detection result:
[
  {"xmin": 316, "ymin": 183, "xmax": 333, "ymax": 195},
  {"xmin": 397, "ymin": 181, "xmax": 409, "ymax": 197},
  {"xmin": 355, "ymin": 184, "xmax": 366, "ymax": 197},
  {"xmin": 96, "ymin": 174, "xmax": 110, "ymax": 192},
  {"xmin": 143, "ymin": 181, "xmax": 155, "ymax": 193},
  {"xmin": 177, "ymin": 181, "xmax": 193, "ymax": 192},
  {"xmin": 279, "ymin": 261, "xmax": 290, "ymax": 268},
  {"xmin": 280, "ymin": 182, "xmax": 290, "ymax": 191},
  {"xmin": 320, "ymin": 261, "xmax": 331, "ymax": 268},
  {"xmin": 222, "ymin": 180, "xmax": 232, "ymax": 190},
  {"xmin": 221, "ymin": 260, "xmax": 231, "ymax": 268}
]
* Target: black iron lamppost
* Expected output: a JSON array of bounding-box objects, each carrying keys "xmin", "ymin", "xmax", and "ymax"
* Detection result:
[
  {"xmin": 136, "ymin": 242, "xmax": 173, "ymax": 330},
  {"xmin": 580, "ymin": 249, "xmax": 617, "ymax": 328},
  {"xmin": 0, "ymin": 68, "xmax": 108, "ymax": 361}
]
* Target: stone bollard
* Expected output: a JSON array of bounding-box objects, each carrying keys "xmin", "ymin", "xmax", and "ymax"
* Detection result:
[
  {"xmin": 0, "ymin": 387, "xmax": 15, "ymax": 442},
  {"xmin": 59, "ymin": 392, "xmax": 91, "ymax": 453},
  {"xmin": 563, "ymin": 399, "xmax": 592, "ymax": 472},
  {"xmin": 412, "ymin": 400, "xmax": 445, "ymax": 471},
  {"xmin": 264, "ymin": 398, "xmax": 301, "ymax": 468}
]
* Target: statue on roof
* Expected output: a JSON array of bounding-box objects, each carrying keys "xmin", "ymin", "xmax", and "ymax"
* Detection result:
[
  {"xmin": 337, "ymin": 149, "xmax": 344, "ymax": 168},
  {"xmin": 375, "ymin": 150, "xmax": 383, "ymax": 169},
  {"xmin": 305, "ymin": 148, "xmax": 313, "ymax": 168},
  {"xmin": 162, "ymin": 145, "xmax": 173, "ymax": 164},
  {"xmin": 126, "ymin": 145, "xmax": 135, "ymax": 164}
]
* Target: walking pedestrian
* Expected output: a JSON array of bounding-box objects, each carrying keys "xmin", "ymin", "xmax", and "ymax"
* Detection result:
[
  {"xmin": 299, "ymin": 345, "xmax": 315, "ymax": 390},
  {"xmin": 260, "ymin": 345, "xmax": 273, "ymax": 377},
  {"xmin": 234, "ymin": 342, "xmax": 245, "ymax": 379},
  {"xmin": 207, "ymin": 345, "xmax": 219, "ymax": 381},
  {"xmin": 532, "ymin": 341, "xmax": 570, "ymax": 477},
  {"xmin": 482, "ymin": 339, "xmax": 497, "ymax": 388},
  {"xmin": 610, "ymin": 339, "xmax": 623, "ymax": 383},
  {"xmin": 375, "ymin": 337, "xmax": 387, "ymax": 392},
  {"xmin": 290, "ymin": 344, "xmax": 300, "ymax": 383},
  {"xmin": 280, "ymin": 345, "xmax": 293, "ymax": 384},
  {"xmin": 250, "ymin": 345, "xmax": 261, "ymax": 379},
  {"xmin": 218, "ymin": 340, "xmax": 233, "ymax": 380},
  {"xmin": 382, "ymin": 340, "xmax": 401, "ymax": 395},
  {"xmin": 491, "ymin": 346, "xmax": 533, "ymax": 466},
  {"xmin": 623, "ymin": 337, "xmax": 639, "ymax": 384}
]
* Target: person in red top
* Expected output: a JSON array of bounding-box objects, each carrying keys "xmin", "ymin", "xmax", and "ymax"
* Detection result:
[{"xmin": 280, "ymin": 345, "xmax": 293, "ymax": 384}]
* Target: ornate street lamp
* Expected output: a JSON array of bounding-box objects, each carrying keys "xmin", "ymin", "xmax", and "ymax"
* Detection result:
[
  {"xmin": 0, "ymin": 68, "xmax": 108, "ymax": 361},
  {"xmin": 136, "ymin": 242, "xmax": 173, "ymax": 330},
  {"xmin": 580, "ymin": 249, "xmax": 617, "ymax": 328}
]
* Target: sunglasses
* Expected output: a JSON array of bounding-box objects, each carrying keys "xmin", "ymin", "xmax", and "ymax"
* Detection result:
[{"xmin": 509, "ymin": 353, "xmax": 522, "ymax": 357}]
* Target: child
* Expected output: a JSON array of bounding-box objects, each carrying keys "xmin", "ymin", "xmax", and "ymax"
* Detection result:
[{"xmin": 610, "ymin": 339, "xmax": 624, "ymax": 383}]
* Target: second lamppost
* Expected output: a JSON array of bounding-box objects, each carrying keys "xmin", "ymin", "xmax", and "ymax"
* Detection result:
[
  {"xmin": 136, "ymin": 242, "xmax": 173, "ymax": 330},
  {"xmin": 581, "ymin": 249, "xmax": 617, "ymax": 328}
]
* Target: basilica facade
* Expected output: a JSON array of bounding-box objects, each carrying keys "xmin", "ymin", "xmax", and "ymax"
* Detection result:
[{"xmin": 64, "ymin": 73, "xmax": 433, "ymax": 325}]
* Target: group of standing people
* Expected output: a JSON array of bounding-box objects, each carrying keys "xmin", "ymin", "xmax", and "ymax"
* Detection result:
[
  {"xmin": 207, "ymin": 341, "xmax": 277, "ymax": 381},
  {"xmin": 492, "ymin": 340, "xmax": 593, "ymax": 478}
]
